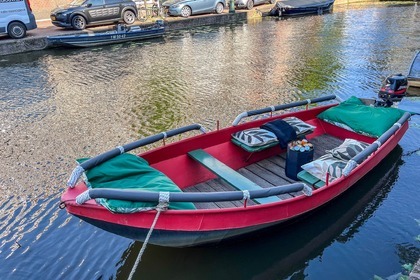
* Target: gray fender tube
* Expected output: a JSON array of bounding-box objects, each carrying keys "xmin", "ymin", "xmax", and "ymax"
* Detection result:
[
  {"xmin": 67, "ymin": 124, "xmax": 206, "ymax": 187},
  {"xmin": 75, "ymin": 183, "xmax": 312, "ymax": 205},
  {"xmin": 232, "ymin": 95, "xmax": 336, "ymax": 126}
]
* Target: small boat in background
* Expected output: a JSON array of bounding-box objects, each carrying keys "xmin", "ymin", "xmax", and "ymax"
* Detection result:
[
  {"xmin": 47, "ymin": 21, "xmax": 165, "ymax": 48},
  {"xmin": 407, "ymin": 50, "xmax": 420, "ymax": 88},
  {"xmin": 270, "ymin": 0, "xmax": 334, "ymax": 17}
]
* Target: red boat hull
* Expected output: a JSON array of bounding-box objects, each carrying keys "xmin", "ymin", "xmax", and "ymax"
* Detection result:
[{"xmin": 62, "ymin": 104, "xmax": 409, "ymax": 247}]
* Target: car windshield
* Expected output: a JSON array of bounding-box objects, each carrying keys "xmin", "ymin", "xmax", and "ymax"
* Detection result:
[{"xmin": 69, "ymin": 0, "xmax": 86, "ymax": 6}]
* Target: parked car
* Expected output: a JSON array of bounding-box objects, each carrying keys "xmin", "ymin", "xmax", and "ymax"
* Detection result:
[
  {"xmin": 162, "ymin": 0, "xmax": 225, "ymax": 18},
  {"xmin": 50, "ymin": 0, "xmax": 138, "ymax": 30},
  {"xmin": 235, "ymin": 0, "xmax": 274, "ymax": 10},
  {"xmin": 0, "ymin": 0, "xmax": 37, "ymax": 39}
]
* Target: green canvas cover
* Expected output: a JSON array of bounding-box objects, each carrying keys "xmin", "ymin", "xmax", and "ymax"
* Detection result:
[
  {"xmin": 317, "ymin": 96, "xmax": 405, "ymax": 137},
  {"xmin": 78, "ymin": 154, "xmax": 196, "ymax": 213}
]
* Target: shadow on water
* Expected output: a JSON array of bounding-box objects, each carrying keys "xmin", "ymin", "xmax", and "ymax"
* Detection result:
[{"xmin": 111, "ymin": 146, "xmax": 405, "ymax": 280}]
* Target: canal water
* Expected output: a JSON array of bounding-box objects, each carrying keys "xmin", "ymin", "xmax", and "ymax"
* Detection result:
[{"xmin": 1, "ymin": 3, "xmax": 419, "ymax": 279}]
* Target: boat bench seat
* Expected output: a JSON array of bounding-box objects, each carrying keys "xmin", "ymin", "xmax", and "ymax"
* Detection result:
[
  {"xmin": 188, "ymin": 149, "xmax": 281, "ymax": 204},
  {"xmin": 297, "ymin": 170, "xmax": 325, "ymax": 189}
]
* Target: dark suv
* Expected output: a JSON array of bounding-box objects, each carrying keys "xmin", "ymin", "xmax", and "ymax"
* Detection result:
[{"xmin": 50, "ymin": 0, "xmax": 138, "ymax": 30}]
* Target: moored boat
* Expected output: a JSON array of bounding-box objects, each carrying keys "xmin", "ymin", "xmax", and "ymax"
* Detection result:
[
  {"xmin": 61, "ymin": 95, "xmax": 410, "ymax": 247},
  {"xmin": 407, "ymin": 50, "xmax": 420, "ymax": 88},
  {"xmin": 47, "ymin": 21, "xmax": 165, "ymax": 48},
  {"xmin": 270, "ymin": 0, "xmax": 334, "ymax": 17}
]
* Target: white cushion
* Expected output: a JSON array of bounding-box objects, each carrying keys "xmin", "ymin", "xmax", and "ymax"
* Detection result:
[
  {"xmin": 301, "ymin": 154, "xmax": 347, "ymax": 182},
  {"xmin": 326, "ymin": 138, "xmax": 369, "ymax": 161}
]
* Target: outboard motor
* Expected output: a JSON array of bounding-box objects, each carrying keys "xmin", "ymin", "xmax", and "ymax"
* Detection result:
[{"xmin": 376, "ymin": 74, "xmax": 407, "ymax": 107}]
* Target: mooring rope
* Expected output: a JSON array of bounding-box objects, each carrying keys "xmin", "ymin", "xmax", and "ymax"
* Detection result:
[{"xmin": 127, "ymin": 192, "xmax": 169, "ymax": 280}]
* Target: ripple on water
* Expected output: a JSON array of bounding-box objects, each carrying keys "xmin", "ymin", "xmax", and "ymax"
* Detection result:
[{"xmin": 0, "ymin": 4, "xmax": 419, "ymax": 279}]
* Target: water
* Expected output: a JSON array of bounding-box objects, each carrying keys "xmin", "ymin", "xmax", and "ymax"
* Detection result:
[{"xmin": 1, "ymin": 3, "xmax": 419, "ymax": 279}]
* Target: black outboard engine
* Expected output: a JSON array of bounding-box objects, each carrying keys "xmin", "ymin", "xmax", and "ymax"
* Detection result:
[{"xmin": 376, "ymin": 74, "xmax": 408, "ymax": 107}]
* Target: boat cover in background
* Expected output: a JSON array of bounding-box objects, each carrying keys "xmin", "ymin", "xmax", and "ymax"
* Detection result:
[
  {"xmin": 276, "ymin": 0, "xmax": 333, "ymax": 8},
  {"xmin": 408, "ymin": 51, "xmax": 420, "ymax": 79},
  {"xmin": 77, "ymin": 154, "xmax": 196, "ymax": 213},
  {"xmin": 317, "ymin": 96, "xmax": 406, "ymax": 137}
]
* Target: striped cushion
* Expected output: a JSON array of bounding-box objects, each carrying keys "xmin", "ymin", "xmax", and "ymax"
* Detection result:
[
  {"xmin": 231, "ymin": 117, "xmax": 316, "ymax": 148},
  {"xmin": 326, "ymin": 138, "xmax": 369, "ymax": 161},
  {"xmin": 232, "ymin": 128, "xmax": 277, "ymax": 147}
]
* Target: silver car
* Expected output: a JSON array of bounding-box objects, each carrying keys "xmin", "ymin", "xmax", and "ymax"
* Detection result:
[
  {"xmin": 235, "ymin": 0, "xmax": 274, "ymax": 10},
  {"xmin": 162, "ymin": 0, "xmax": 225, "ymax": 17}
]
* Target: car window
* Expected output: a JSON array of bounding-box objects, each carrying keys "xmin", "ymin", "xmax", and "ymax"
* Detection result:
[
  {"xmin": 104, "ymin": 0, "xmax": 122, "ymax": 4},
  {"xmin": 86, "ymin": 0, "xmax": 105, "ymax": 6},
  {"xmin": 70, "ymin": 0, "xmax": 87, "ymax": 6}
]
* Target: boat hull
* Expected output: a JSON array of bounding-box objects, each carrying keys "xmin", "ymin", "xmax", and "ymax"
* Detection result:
[
  {"xmin": 48, "ymin": 26, "xmax": 165, "ymax": 48},
  {"xmin": 274, "ymin": 0, "xmax": 334, "ymax": 17},
  {"xmin": 62, "ymin": 102, "xmax": 409, "ymax": 247}
]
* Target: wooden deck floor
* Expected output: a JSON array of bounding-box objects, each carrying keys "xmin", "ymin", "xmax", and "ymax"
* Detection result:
[{"xmin": 183, "ymin": 134, "xmax": 343, "ymax": 209}]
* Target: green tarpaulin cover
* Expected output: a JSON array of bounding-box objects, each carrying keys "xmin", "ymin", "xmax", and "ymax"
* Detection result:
[
  {"xmin": 78, "ymin": 153, "xmax": 196, "ymax": 213},
  {"xmin": 317, "ymin": 96, "xmax": 405, "ymax": 137}
]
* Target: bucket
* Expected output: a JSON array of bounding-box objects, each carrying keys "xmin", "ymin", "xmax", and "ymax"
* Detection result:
[{"xmin": 285, "ymin": 144, "xmax": 314, "ymax": 180}]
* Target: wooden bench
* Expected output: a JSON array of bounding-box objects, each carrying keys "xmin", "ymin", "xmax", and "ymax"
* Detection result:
[
  {"xmin": 297, "ymin": 170, "xmax": 325, "ymax": 189},
  {"xmin": 188, "ymin": 149, "xmax": 281, "ymax": 204}
]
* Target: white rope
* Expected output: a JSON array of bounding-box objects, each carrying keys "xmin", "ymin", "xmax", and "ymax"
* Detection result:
[
  {"xmin": 270, "ymin": 106, "xmax": 276, "ymax": 112},
  {"xmin": 67, "ymin": 165, "xmax": 85, "ymax": 188},
  {"xmin": 128, "ymin": 192, "xmax": 169, "ymax": 280},
  {"xmin": 302, "ymin": 184, "xmax": 312, "ymax": 196},
  {"xmin": 75, "ymin": 190, "xmax": 91, "ymax": 204},
  {"xmin": 116, "ymin": 146, "xmax": 125, "ymax": 154},
  {"xmin": 242, "ymin": 190, "xmax": 250, "ymax": 200},
  {"xmin": 306, "ymin": 99, "xmax": 311, "ymax": 105},
  {"xmin": 343, "ymin": 159, "xmax": 358, "ymax": 177},
  {"xmin": 162, "ymin": 132, "xmax": 168, "ymax": 139},
  {"xmin": 394, "ymin": 122, "xmax": 402, "ymax": 128},
  {"xmin": 373, "ymin": 140, "xmax": 382, "ymax": 148}
]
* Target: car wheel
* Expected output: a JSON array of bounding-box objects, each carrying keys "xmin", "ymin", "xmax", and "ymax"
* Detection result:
[
  {"xmin": 7, "ymin": 22, "xmax": 26, "ymax": 39},
  {"xmin": 72, "ymin": 15, "xmax": 86, "ymax": 30},
  {"xmin": 123, "ymin": 10, "xmax": 136, "ymax": 24},
  {"xmin": 215, "ymin": 2, "xmax": 224, "ymax": 14},
  {"xmin": 246, "ymin": 0, "xmax": 254, "ymax": 9},
  {"xmin": 180, "ymin": 6, "xmax": 192, "ymax": 17}
]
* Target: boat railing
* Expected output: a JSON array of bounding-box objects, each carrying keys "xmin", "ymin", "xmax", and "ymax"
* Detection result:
[
  {"xmin": 75, "ymin": 182, "xmax": 312, "ymax": 205},
  {"xmin": 342, "ymin": 111, "xmax": 411, "ymax": 176},
  {"xmin": 232, "ymin": 95, "xmax": 337, "ymax": 126},
  {"xmin": 67, "ymin": 124, "xmax": 206, "ymax": 188}
]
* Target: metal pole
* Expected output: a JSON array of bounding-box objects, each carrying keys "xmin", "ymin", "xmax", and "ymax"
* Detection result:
[{"xmin": 229, "ymin": 0, "xmax": 235, "ymax": 13}]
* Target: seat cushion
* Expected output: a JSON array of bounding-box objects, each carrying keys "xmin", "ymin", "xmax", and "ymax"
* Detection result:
[
  {"xmin": 326, "ymin": 138, "xmax": 369, "ymax": 161},
  {"xmin": 317, "ymin": 96, "xmax": 405, "ymax": 137},
  {"xmin": 301, "ymin": 154, "xmax": 347, "ymax": 183},
  {"xmin": 231, "ymin": 117, "xmax": 316, "ymax": 151},
  {"xmin": 232, "ymin": 128, "xmax": 278, "ymax": 147},
  {"xmin": 283, "ymin": 117, "xmax": 316, "ymax": 135}
]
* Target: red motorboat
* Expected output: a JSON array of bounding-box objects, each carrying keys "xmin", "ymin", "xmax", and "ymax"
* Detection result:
[{"xmin": 61, "ymin": 95, "xmax": 410, "ymax": 247}]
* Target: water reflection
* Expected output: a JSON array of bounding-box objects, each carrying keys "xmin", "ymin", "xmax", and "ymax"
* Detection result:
[
  {"xmin": 114, "ymin": 147, "xmax": 404, "ymax": 280},
  {"xmin": 0, "ymin": 4, "xmax": 419, "ymax": 280}
]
